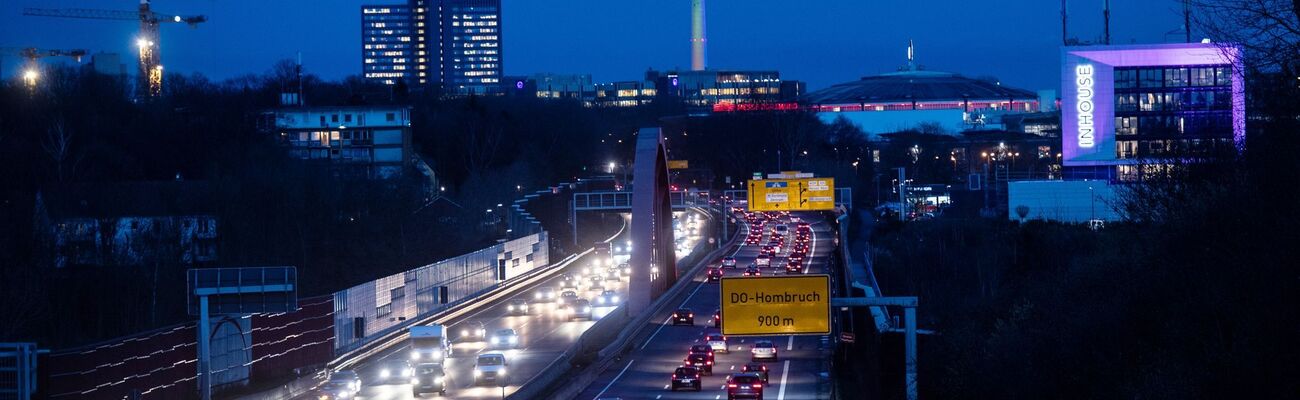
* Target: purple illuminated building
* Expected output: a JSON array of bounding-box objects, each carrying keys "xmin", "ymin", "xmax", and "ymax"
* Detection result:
[{"xmin": 1060, "ymin": 43, "xmax": 1245, "ymax": 181}]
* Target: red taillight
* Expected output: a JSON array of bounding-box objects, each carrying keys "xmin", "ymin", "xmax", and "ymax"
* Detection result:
[
  {"xmin": 728, "ymin": 384, "xmax": 738, "ymax": 388},
  {"xmin": 706, "ymin": 360, "xmax": 712, "ymax": 365},
  {"xmin": 689, "ymin": 313, "xmax": 694, "ymax": 317},
  {"xmin": 753, "ymin": 384, "xmax": 763, "ymax": 389}
]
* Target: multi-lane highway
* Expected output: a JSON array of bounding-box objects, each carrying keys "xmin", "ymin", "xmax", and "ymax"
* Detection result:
[
  {"xmin": 578, "ymin": 212, "xmax": 835, "ymax": 400},
  {"xmin": 300, "ymin": 212, "xmax": 710, "ymax": 400}
]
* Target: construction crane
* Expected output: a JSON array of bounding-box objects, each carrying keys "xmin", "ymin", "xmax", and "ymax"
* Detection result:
[
  {"xmin": 24, "ymin": 0, "xmax": 207, "ymax": 98},
  {"xmin": 0, "ymin": 47, "xmax": 88, "ymax": 88}
]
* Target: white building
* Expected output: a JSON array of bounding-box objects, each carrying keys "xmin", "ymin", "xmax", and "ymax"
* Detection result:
[{"xmin": 267, "ymin": 106, "xmax": 413, "ymax": 179}]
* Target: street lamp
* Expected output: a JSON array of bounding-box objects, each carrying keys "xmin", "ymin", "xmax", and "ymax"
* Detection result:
[{"xmin": 22, "ymin": 68, "xmax": 38, "ymax": 88}]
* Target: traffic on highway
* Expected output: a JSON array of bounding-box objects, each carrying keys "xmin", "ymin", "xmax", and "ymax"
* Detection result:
[
  {"xmin": 580, "ymin": 210, "xmax": 836, "ymax": 400},
  {"xmin": 302, "ymin": 212, "xmax": 710, "ymax": 400}
]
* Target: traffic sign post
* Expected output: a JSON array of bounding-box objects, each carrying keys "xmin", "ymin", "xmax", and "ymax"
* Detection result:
[
  {"xmin": 830, "ymin": 296, "xmax": 920, "ymax": 400},
  {"xmin": 187, "ymin": 267, "xmax": 297, "ymax": 400},
  {"xmin": 719, "ymin": 275, "xmax": 831, "ymax": 336}
]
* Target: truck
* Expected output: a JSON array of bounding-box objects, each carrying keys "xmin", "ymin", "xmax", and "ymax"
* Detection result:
[{"xmin": 409, "ymin": 325, "xmax": 451, "ymax": 364}]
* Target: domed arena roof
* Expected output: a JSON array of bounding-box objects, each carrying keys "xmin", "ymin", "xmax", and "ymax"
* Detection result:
[{"xmin": 802, "ymin": 70, "xmax": 1037, "ymax": 106}]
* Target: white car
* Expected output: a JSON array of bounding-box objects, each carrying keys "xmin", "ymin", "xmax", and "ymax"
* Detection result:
[
  {"xmin": 705, "ymin": 333, "xmax": 728, "ymax": 354},
  {"xmin": 473, "ymin": 353, "xmax": 508, "ymax": 385},
  {"xmin": 459, "ymin": 322, "xmax": 487, "ymax": 341},
  {"xmin": 490, "ymin": 328, "xmax": 519, "ymax": 348},
  {"xmin": 751, "ymin": 340, "xmax": 779, "ymax": 361},
  {"xmin": 507, "ymin": 298, "xmax": 529, "ymax": 315}
]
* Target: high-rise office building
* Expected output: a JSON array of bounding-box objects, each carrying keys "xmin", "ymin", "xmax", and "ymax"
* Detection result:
[
  {"xmin": 402, "ymin": 0, "xmax": 502, "ymax": 94},
  {"xmin": 361, "ymin": 5, "xmax": 415, "ymax": 85}
]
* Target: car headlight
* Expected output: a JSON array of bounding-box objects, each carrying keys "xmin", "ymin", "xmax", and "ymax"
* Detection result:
[
  {"xmin": 583, "ymin": 306, "xmax": 591, "ymax": 313},
  {"xmin": 612, "ymin": 296, "xmax": 620, "ymax": 303},
  {"xmin": 509, "ymin": 336, "xmax": 517, "ymax": 344},
  {"xmin": 411, "ymin": 352, "xmax": 420, "ymax": 360},
  {"xmin": 508, "ymin": 305, "xmax": 515, "ymax": 311},
  {"xmin": 461, "ymin": 329, "xmax": 468, "ymax": 336},
  {"xmin": 380, "ymin": 369, "xmax": 390, "ymax": 378},
  {"xmin": 473, "ymin": 369, "xmax": 482, "ymax": 377},
  {"xmin": 498, "ymin": 368, "xmax": 506, "ymax": 376},
  {"xmin": 534, "ymin": 293, "xmax": 542, "ymax": 299},
  {"xmin": 492, "ymin": 337, "xmax": 500, "ymax": 344},
  {"xmin": 431, "ymin": 352, "xmax": 442, "ymax": 360},
  {"xmin": 597, "ymin": 298, "xmax": 605, "ymax": 304},
  {"xmin": 411, "ymin": 377, "xmax": 420, "ymax": 385}
]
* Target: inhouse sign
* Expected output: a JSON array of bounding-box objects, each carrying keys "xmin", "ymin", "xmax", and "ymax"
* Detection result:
[{"xmin": 1075, "ymin": 64, "xmax": 1096, "ymax": 148}]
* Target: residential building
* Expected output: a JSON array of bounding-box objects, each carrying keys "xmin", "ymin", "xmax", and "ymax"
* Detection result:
[
  {"xmin": 362, "ymin": 5, "xmax": 416, "ymax": 85},
  {"xmin": 267, "ymin": 105, "xmax": 414, "ymax": 179},
  {"xmin": 1060, "ymin": 42, "xmax": 1244, "ymax": 181},
  {"xmin": 35, "ymin": 181, "xmax": 219, "ymax": 268}
]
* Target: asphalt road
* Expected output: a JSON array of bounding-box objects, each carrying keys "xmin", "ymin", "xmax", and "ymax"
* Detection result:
[
  {"xmin": 577, "ymin": 212, "xmax": 835, "ymax": 400},
  {"xmin": 297, "ymin": 212, "xmax": 711, "ymax": 400}
]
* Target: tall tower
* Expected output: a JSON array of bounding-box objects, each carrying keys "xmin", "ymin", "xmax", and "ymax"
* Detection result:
[{"xmin": 690, "ymin": 0, "xmax": 706, "ymax": 71}]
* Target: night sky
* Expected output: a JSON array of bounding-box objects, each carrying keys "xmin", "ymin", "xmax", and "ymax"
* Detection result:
[{"xmin": 2, "ymin": 0, "xmax": 1192, "ymax": 92}]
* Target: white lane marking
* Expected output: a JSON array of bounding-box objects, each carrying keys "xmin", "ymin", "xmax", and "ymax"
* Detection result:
[
  {"xmin": 657, "ymin": 395, "xmax": 663, "ymax": 399},
  {"xmin": 776, "ymin": 359, "xmax": 791, "ymax": 400},
  {"xmin": 730, "ymin": 365, "xmax": 735, "ymax": 370},
  {"xmin": 640, "ymin": 278, "xmax": 708, "ymax": 350},
  {"xmin": 715, "ymin": 395, "xmax": 721, "ymax": 400},
  {"xmin": 787, "ymin": 335, "xmax": 794, "ymax": 351},
  {"xmin": 592, "ymin": 359, "xmax": 635, "ymax": 400}
]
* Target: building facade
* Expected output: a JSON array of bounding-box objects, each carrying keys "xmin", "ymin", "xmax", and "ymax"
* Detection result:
[
  {"xmin": 362, "ymin": 5, "xmax": 415, "ymax": 85},
  {"xmin": 267, "ymin": 106, "xmax": 413, "ymax": 179},
  {"xmin": 1060, "ymin": 42, "xmax": 1244, "ymax": 181}
]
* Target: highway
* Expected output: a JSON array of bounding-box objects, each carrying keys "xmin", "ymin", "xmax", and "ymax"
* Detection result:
[
  {"xmin": 577, "ymin": 212, "xmax": 835, "ymax": 400},
  {"xmin": 298, "ymin": 212, "xmax": 711, "ymax": 400}
]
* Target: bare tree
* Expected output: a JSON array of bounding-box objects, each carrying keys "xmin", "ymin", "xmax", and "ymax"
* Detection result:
[
  {"xmin": 1192, "ymin": 0, "xmax": 1300, "ymax": 72},
  {"xmin": 41, "ymin": 119, "xmax": 75, "ymax": 182}
]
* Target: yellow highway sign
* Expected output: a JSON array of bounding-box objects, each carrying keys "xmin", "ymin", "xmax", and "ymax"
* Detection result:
[
  {"xmin": 720, "ymin": 275, "xmax": 831, "ymax": 336},
  {"xmin": 747, "ymin": 178, "xmax": 835, "ymax": 211}
]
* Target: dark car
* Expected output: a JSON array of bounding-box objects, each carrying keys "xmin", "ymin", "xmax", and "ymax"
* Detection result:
[
  {"xmin": 712, "ymin": 309, "xmax": 722, "ymax": 328},
  {"xmin": 672, "ymin": 308, "xmax": 694, "ymax": 325},
  {"xmin": 741, "ymin": 362, "xmax": 770, "ymax": 383},
  {"xmin": 410, "ymin": 362, "xmax": 446, "ymax": 396},
  {"xmin": 688, "ymin": 344, "xmax": 715, "ymax": 363},
  {"xmin": 743, "ymin": 266, "xmax": 761, "ymax": 277},
  {"xmin": 785, "ymin": 259, "xmax": 804, "ymax": 274},
  {"xmin": 707, "ymin": 267, "xmax": 723, "ymax": 282},
  {"xmin": 684, "ymin": 353, "xmax": 713, "ymax": 375},
  {"xmin": 670, "ymin": 366, "xmax": 703, "ymax": 391},
  {"xmin": 313, "ymin": 382, "xmax": 355, "ymax": 400},
  {"xmin": 726, "ymin": 373, "xmax": 765, "ymax": 399}
]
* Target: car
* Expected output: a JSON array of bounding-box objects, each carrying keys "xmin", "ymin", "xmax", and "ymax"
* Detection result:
[
  {"xmin": 670, "ymin": 366, "xmax": 703, "ymax": 391},
  {"xmin": 534, "ymin": 286, "xmax": 557, "ymax": 302},
  {"xmin": 605, "ymin": 267, "xmax": 621, "ymax": 281},
  {"xmin": 726, "ymin": 373, "xmax": 765, "ymax": 399},
  {"xmin": 743, "ymin": 266, "xmax": 761, "ymax": 277},
  {"xmin": 375, "ymin": 359, "xmax": 412, "ymax": 384},
  {"xmin": 705, "ymin": 333, "xmax": 728, "ymax": 353},
  {"xmin": 473, "ymin": 353, "xmax": 508, "ymax": 386},
  {"xmin": 785, "ymin": 260, "xmax": 804, "ymax": 274},
  {"xmin": 314, "ymin": 381, "xmax": 356, "ymax": 399},
  {"xmin": 561, "ymin": 279, "xmax": 579, "ymax": 292},
  {"xmin": 706, "ymin": 267, "xmax": 723, "ymax": 282},
  {"xmin": 688, "ymin": 344, "xmax": 715, "ymax": 362},
  {"xmin": 558, "ymin": 290, "xmax": 579, "ymax": 306},
  {"xmin": 570, "ymin": 299, "xmax": 593, "ymax": 320},
  {"xmin": 410, "ymin": 362, "xmax": 446, "ymax": 396},
  {"xmin": 742, "ymin": 362, "xmax": 770, "ymax": 383},
  {"xmin": 750, "ymin": 340, "xmax": 778, "ymax": 361},
  {"xmin": 712, "ymin": 309, "xmax": 722, "ymax": 328},
  {"xmin": 507, "ymin": 298, "xmax": 530, "ymax": 315},
  {"xmin": 774, "ymin": 224, "xmax": 789, "ymax": 236},
  {"xmin": 490, "ymin": 328, "xmax": 519, "ymax": 348},
  {"xmin": 618, "ymin": 262, "xmax": 631, "ymax": 276},
  {"xmin": 588, "ymin": 282, "xmax": 606, "ymax": 293},
  {"xmin": 588, "ymin": 273, "xmax": 604, "ymax": 285},
  {"xmin": 755, "ymin": 253, "xmax": 772, "ymax": 265},
  {"xmin": 684, "ymin": 353, "xmax": 713, "ymax": 375},
  {"xmin": 672, "ymin": 308, "xmax": 694, "ymax": 325},
  {"xmin": 327, "ymin": 369, "xmax": 362, "ymax": 393},
  {"xmin": 721, "ymin": 257, "xmax": 738, "ymax": 268},
  {"xmin": 594, "ymin": 290, "xmax": 620, "ymax": 306},
  {"xmin": 459, "ymin": 321, "xmax": 487, "ymax": 341}
]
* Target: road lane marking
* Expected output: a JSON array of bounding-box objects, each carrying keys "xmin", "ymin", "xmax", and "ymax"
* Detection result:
[
  {"xmin": 787, "ymin": 335, "xmax": 794, "ymax": 351},
  {"xmin": 777, "ymin": 359, "xmax": 791, "ymax": 400},
  {"xmin": 592, "ymin": 359, "xmax": 635, "ymax": 400},
  {"xmin": 640, "ymin": 277, "xmax": 709, "ymax": 350}
]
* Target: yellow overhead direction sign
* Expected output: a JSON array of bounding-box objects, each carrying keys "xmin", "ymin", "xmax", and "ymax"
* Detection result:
[
  {"xmin": 720, "ymin": 275, "xmax": 831, "ymax": 336},
  {"xmin": 747, "ymin": 177, "xmax": 835, "ymax": 211}
]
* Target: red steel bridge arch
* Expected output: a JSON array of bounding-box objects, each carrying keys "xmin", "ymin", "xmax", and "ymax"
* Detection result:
[{"xmin": 627, "ymin": 127, "xmax": 677, "ymax": 314}]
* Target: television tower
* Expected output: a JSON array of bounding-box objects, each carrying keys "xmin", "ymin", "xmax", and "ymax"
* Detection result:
[{"xmin": 691, "ymin": 0, "xmax": 707, "ymax": 71}]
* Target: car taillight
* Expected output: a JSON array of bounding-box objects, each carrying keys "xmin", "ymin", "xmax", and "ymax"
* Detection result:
[
  {"xmin": 728, "ymin": 384, "xmax": 738, "ymax": 388},
  {"xmin": 753, "ymin": 384, "xmax": 763, "ymax": 389},
  {"xmin": 689, "ymin": 313, "xmax": 693, "ymax": 317},
  {"xmin": 706, "ymin": 360, "xmax": 712, "ymax": 365}
]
